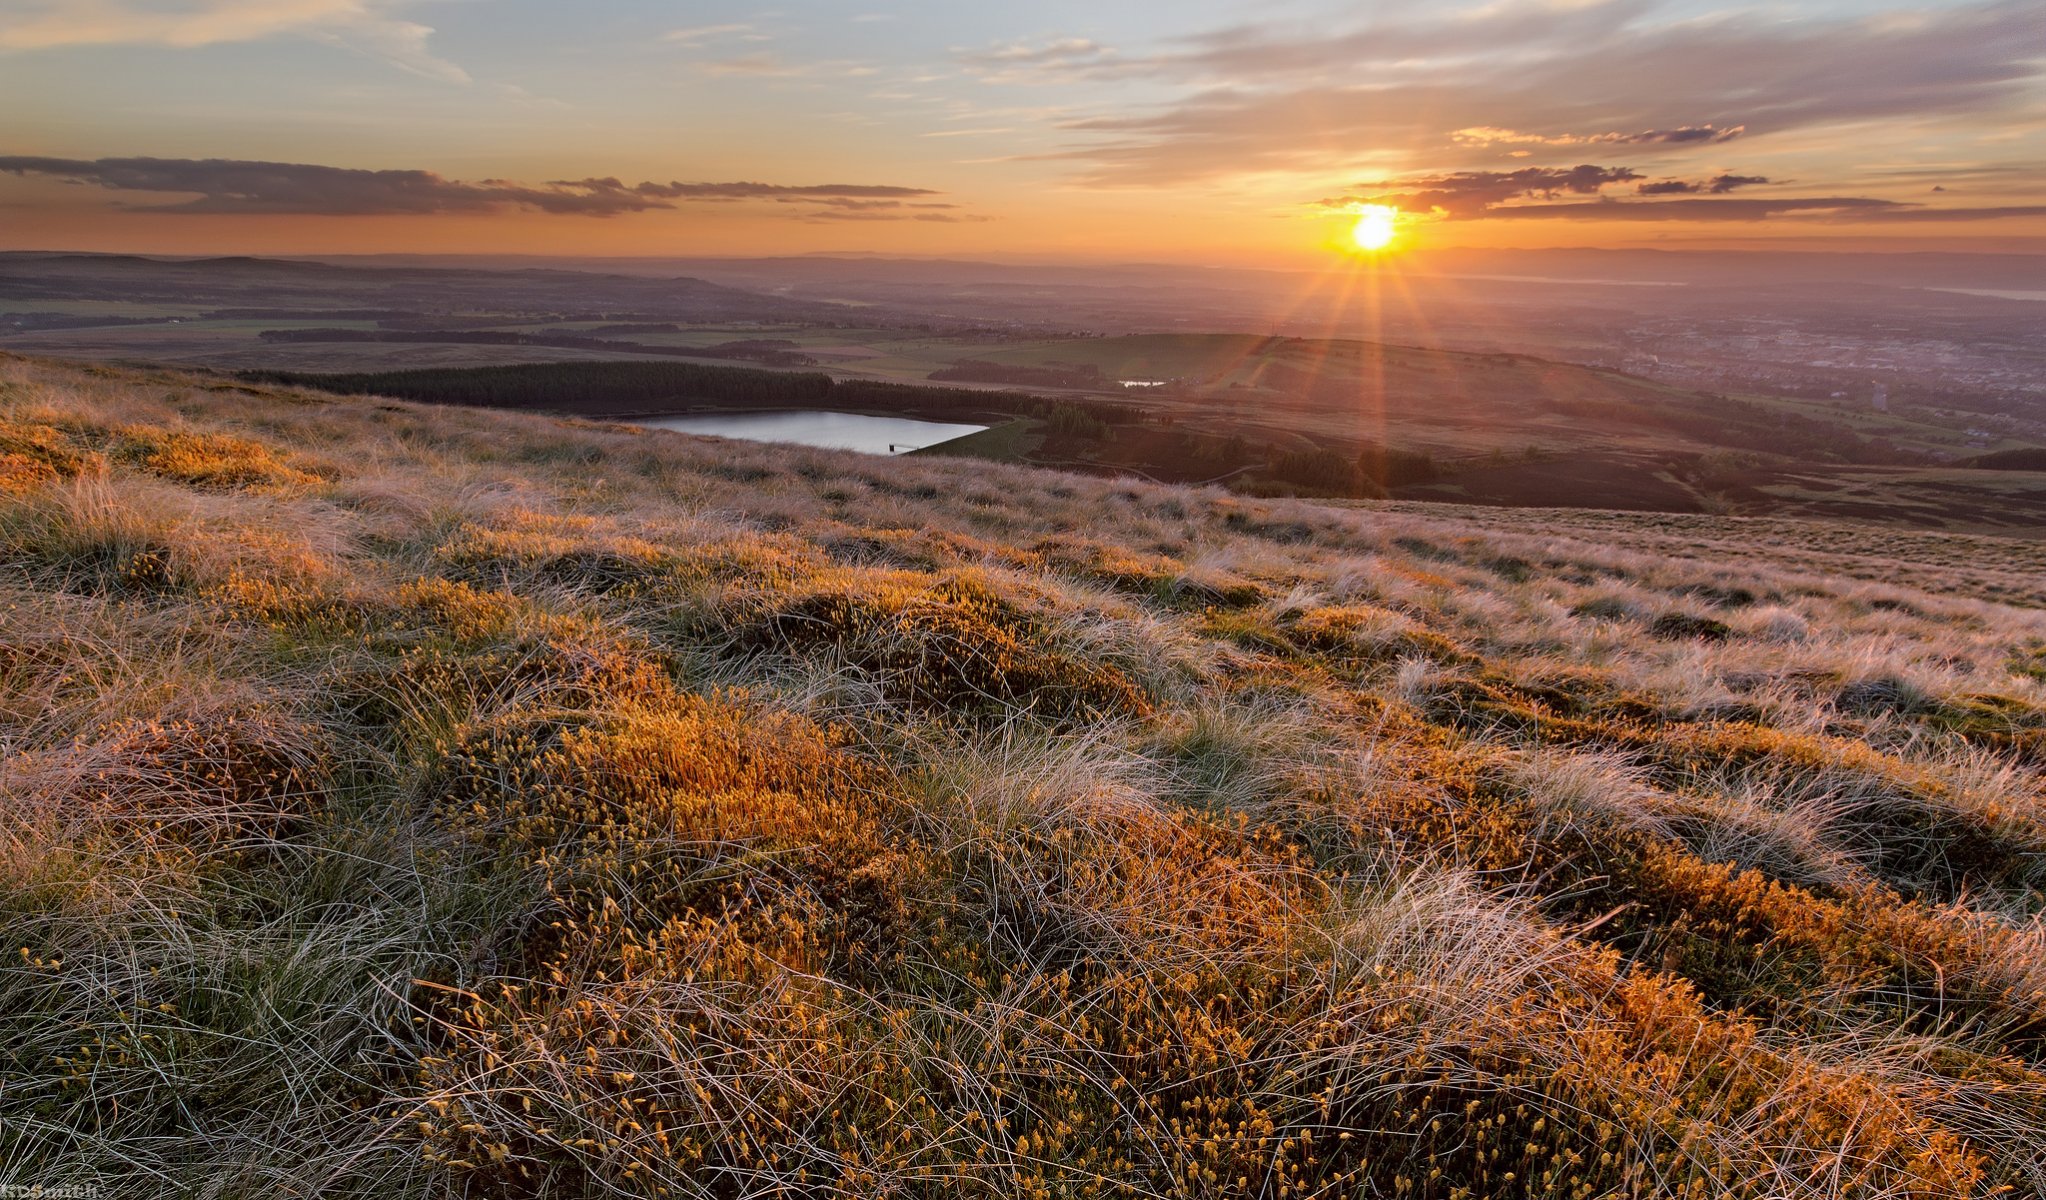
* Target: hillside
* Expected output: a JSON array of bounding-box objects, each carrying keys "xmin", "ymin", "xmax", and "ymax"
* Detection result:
[
  {"xmin": 234, "ymin": 352, "xmax": 2046, "ymax": 534},
  {"xmin": 4, "ymin": 351, "xmax": 2046, "ymax": 1198}
]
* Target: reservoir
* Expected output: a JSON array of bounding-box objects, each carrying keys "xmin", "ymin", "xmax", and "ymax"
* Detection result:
[{"xmin": 631, "ymin": 410, "xmax": 988, "ymax": 455}]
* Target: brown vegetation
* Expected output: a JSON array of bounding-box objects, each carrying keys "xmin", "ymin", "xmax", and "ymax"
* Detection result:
[{"xmin": 2, "ymin": 352, "xmax": 2044, "ymax": 1198}]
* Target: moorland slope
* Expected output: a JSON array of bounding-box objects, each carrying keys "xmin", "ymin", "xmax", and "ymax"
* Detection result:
[{"xmin": 3, "ymin": 352, "xmax": 2045, "ymax": 1198}]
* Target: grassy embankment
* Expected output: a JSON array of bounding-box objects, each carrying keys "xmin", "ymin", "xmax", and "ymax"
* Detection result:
[{"xmin": 4, "ymin": 352, "xmax": 2046, "ymax": 1198}]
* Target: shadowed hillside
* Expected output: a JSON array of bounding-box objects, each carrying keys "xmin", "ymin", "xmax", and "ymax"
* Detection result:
[{"xmin": 4, "ymin": 352, "xmax": 2046, "ymax": 1198}]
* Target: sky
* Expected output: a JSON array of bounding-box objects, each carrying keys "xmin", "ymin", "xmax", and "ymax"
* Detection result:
[{"xmin": 2, "ymin": 0, "xmax": 2043, "ymax": 264}]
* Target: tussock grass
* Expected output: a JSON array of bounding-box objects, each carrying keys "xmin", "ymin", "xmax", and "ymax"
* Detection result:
[{"xmin": 4, "ymin": 352, "xmax": 2046, "ymax": 1197}]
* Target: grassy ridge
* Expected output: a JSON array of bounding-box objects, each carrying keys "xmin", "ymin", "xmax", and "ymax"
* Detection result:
[{"xmin": 3, "ymin": 353, "xmax": 2045, "ymax": 1198}]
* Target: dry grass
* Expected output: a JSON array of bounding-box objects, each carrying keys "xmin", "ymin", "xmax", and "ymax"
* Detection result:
[{"xmin": 3, "ymin": 351, "xmax": 2046, "ymax": 1198}]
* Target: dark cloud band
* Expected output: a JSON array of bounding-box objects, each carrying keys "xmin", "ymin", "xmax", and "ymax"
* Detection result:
[
  {"xmin": 0, "ymin": 156, "xmax": 947, "ymax": 219},
  {"xmin": 1327, "ymin": 165, "xmax": 1644, "ymax": 217},
  {"xmin": 1323, "ymin": 162, "xmax": 2044, "ymax": 223},
  {"xmin": 1637, "ymin": 174, "xmax": 1769, "ymax": 195}
]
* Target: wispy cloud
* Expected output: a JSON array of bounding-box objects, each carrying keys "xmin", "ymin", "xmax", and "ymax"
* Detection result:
[
  {"xmin": 700, "ymin": 52, "xmax": 795, "ymax": 76},
  {"xmin": 1843, "ymin": 204, "xmax": 2046, "ymax": 223},
  {"xmin": 1473, "ymin": 197, "xmax": 2005, "ymax": 221},
  {"xmin": 629, "ymin": 180, "xmax": 939, "ymax": 200},
  {"xmin": 661, "ymin": 23, "xmax": 767, "ymax": 50},
  {"xmin": 0, "ymin": 156, "xmax": 955, "ymax": 220},
  {"xmin": 0, "ymin": 0, "xmax": 469, "ymax": 82},
  {"xmin": 963, "ymin": 36, "xmax": 1118, "ymax": 80},
  {"xmin": 773, "ymin": 196, "xmax": 976, "ymax": 222},
  {"xmin": 695, "ymin": 51, "xmax": 874, "ymax": 80},
  {"xmin": 1452, "ymin": 125, "xmax": 1744, "ymax": 148},
  {"xmin": 990, "ymin": 0, "xmax": 2043, "ymax": 187},
  {"xmin": 803, "ymin": 208, "xmax": 988, "ymax": 224}
]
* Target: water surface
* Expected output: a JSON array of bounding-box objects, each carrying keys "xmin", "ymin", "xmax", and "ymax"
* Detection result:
[{"xmin": 632, "ymin": 410, "xmax": 988, "ymax": 455}]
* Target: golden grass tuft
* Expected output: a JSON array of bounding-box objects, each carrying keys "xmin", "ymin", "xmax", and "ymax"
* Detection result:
[
  {"xmin": 0, "ymin": 418, "xmax": 90, "ymax": 493},
  {"xmin": 113, "ymin": 423, "xmax": 327, "ymax": 492},
  {"xmin": 726, "ymin": 565, "xmax": 1153, "ymax": 722}
]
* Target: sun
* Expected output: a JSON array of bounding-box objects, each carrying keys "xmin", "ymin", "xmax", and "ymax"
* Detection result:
[{"xmin": 1349, "ymin": 204, "xmax": 1399, "ymax": 252}]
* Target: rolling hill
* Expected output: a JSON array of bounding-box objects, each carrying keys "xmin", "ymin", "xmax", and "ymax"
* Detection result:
[
  {"xmin": 240, "ymin": 348, "xmax": 2046, "ymax": 534},
  {"xmin": 3, "ymin": 351, "xmax": 2045, "ymax": 1198}
]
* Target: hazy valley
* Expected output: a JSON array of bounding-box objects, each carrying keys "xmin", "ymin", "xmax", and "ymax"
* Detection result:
[{"xmin": 6, "ymin": 251, "xmax": 2045, "ymax": 537}]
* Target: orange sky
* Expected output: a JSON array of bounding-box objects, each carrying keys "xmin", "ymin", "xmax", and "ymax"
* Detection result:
[{"xmin": 4, "ymin": 0, "xmax": 2043, "ymax": 265}]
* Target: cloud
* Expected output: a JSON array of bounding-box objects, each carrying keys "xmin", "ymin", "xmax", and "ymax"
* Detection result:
[
  {"xmin": 1625, "ymin": 126, "xmax": 1743, "ymax": 146},
  {"xmin": 801, "ymin": 208, "xmax": 990, "ymax": 224},
  {"xmin": 661, "ymin": 23, "xmax": 766, "ymax": 49},
  {"xmin": 1005, "ymin": 0, "xmax": 2042, "ymax": 186},
  {"xmin": 963, "ymin": 37, "xmax": 1119, "ymax": 80},
  {"xmin": 1482, "ymin": 197, "xmax": 1901, "ymax": 220},
  {"xmin": 973, "ymin": 0, "xmax": 1654, "ymax": 85},
  {"xmin": 0, "ymin": 0, "xmax": 469, "ymax": 82},
  {"xmin": 695, "ymin": 51, "xmax": 874, "ymax": 79},
  {"xmin": 1452, "ymin": 124, "xmax": 1744, "ymax": 148},
  {"xmin": 628, "ymin": 180, "xmax": 939, "ymax": 200},
  {"xmin": 1637, "ymin": 173, "xmax": 1769, "ymax": 195},
  {"xmin": 701, "ymin": 52, "xmax": 793, "ymax": 76},
  {"xmin": 1853, "ymin": 204, "xmax": 2046, "ymax": 223},
  {"xmin": 659, "ymin": 19, "xmax": 876, "ymax": 80},
  {"xmin": 1315, "ymin": 163, "xmax": 2043, "ymax": 222},
  {"xmin": 1325, "ymin": 164, "xmax": 1643, "ymax": 217},
  {"xmin": 772, "ymin": 198, "xmax": 956, "ymax": 211},
  {"xmin": 763, "ymin": 195, "xmax": 980, "ymax": 222},
  {"xmin": 0, "ymin": 156, "xmax": 954, "ymax": 220},
  {"xmin": 1464, "ymin": 197, "xmax": 2046, "ymax": 222},
  {"xmin": 1320, "ymin": 181, "xmax": 2046, "ymax": 222}
]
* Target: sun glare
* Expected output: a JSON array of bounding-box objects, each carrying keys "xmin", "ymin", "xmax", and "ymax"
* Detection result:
[{"xmin": 1349, "ymin": 205, "xmax": 1399, "ymax": 252}]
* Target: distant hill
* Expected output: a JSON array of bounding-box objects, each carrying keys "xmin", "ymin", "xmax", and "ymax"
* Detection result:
[{"xmin": 0, "ymin": 250, "xmax": 856, "ymax": 323}]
